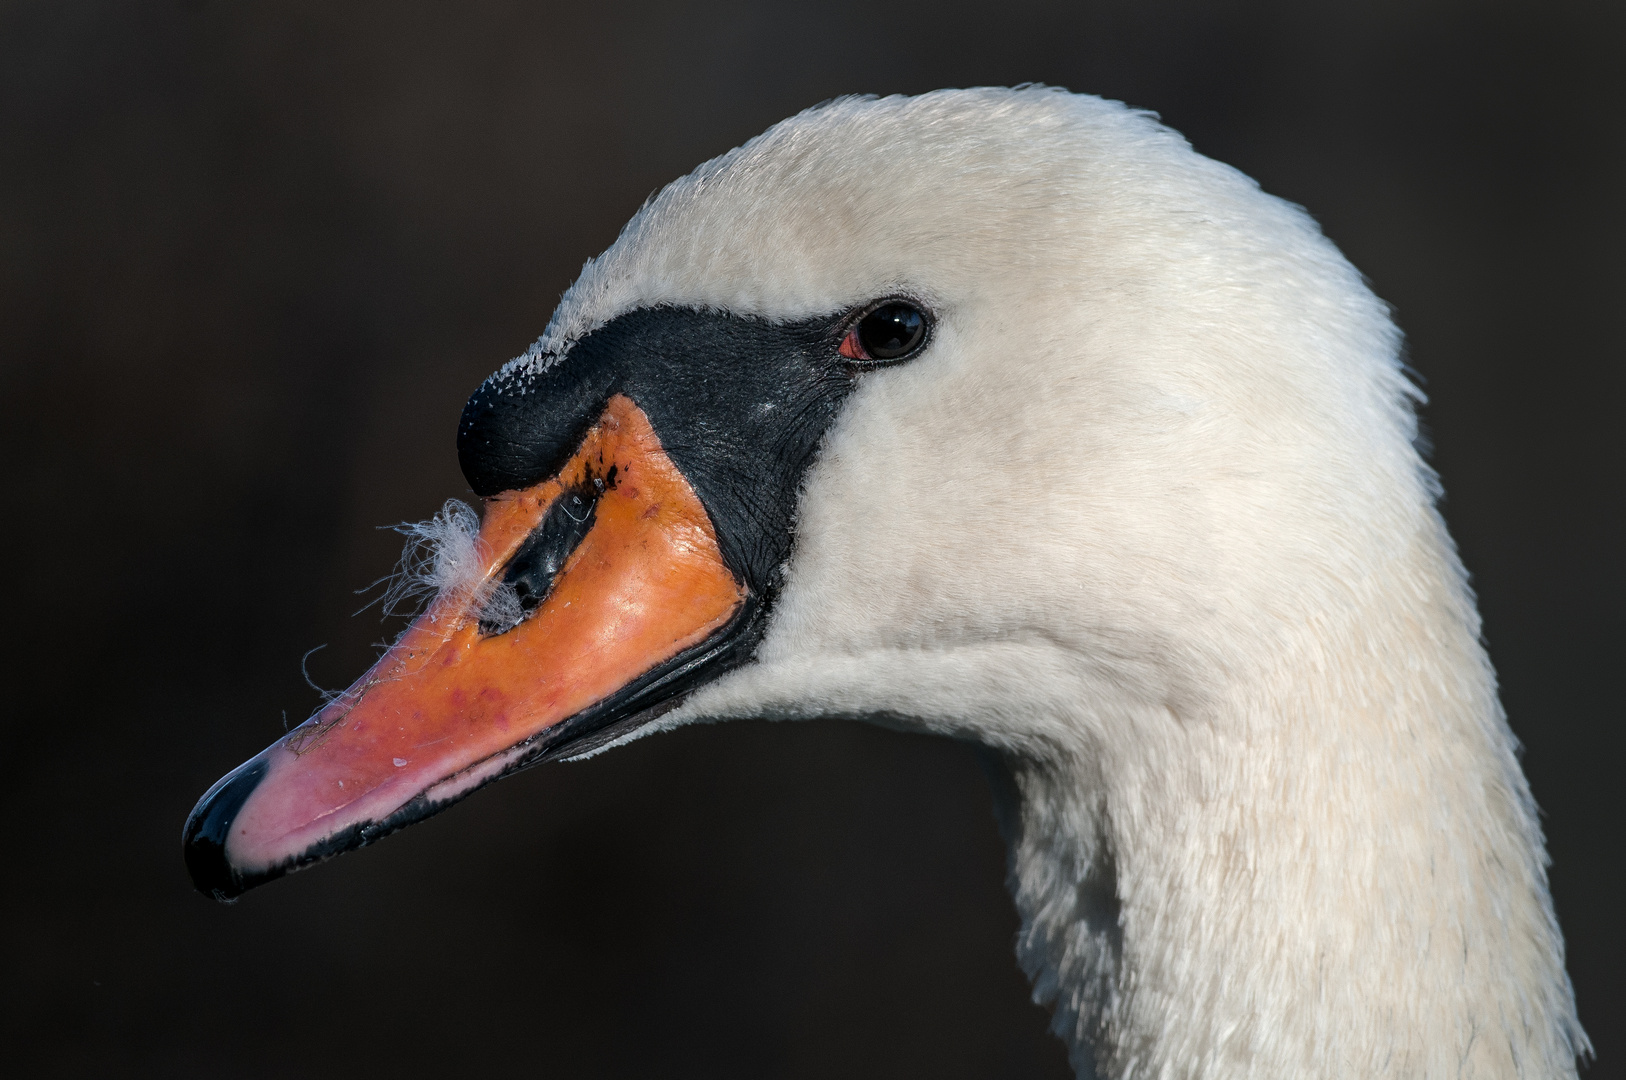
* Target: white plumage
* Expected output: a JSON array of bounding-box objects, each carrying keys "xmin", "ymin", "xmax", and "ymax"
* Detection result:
[{"xmin": 523, "ymin": 88, "xmax": 1587, "ymax": 1078}]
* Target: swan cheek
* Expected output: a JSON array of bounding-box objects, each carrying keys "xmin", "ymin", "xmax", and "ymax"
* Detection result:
[{"xmin": 183, "ymin": 396, "xmax": 747, "ymax": 900}]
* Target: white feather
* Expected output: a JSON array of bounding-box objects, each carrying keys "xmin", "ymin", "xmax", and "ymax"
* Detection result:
[{"xmin": 373, "ymin": 498, "xmax": 524, "ymax": 633}]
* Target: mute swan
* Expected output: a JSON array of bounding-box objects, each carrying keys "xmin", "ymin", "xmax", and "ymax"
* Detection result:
[{"xmin": 185, "ymin": 88, "xmax": 1587, "ymax": 1079}]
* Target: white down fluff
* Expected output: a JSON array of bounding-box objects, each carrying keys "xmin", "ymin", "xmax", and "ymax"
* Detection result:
[{"xmin": 514, "ymin": 88, "xmax": 1588, "ymax": 1079}]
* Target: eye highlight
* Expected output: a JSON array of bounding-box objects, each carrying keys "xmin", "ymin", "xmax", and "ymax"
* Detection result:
[{"xmin": 840, "ymin": 301, "xmax": 929, "ymax": 363}]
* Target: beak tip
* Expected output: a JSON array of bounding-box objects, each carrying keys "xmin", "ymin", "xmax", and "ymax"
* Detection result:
[{"xmin": 183, "ymin": 757, "xmax": 269, "ymax": 902}]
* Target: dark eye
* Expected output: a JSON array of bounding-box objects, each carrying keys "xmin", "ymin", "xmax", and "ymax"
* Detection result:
[{"xmin": 840, "ymin": 301, "xmax": 929, "ymax": 362}]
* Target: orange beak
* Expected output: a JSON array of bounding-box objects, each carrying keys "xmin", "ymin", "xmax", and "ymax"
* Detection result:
[{"xmin": 184, "ymin": 395, "xmax": 751, "ymax": 899}]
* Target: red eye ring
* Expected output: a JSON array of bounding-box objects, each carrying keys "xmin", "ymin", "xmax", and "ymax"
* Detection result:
[{"xmin": 839, "ymin": 324, "xmax": 869, "ymax": 360}]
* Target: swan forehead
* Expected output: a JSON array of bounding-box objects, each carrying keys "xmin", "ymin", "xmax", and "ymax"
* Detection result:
[{"xmin": 516, "ymin": 88, "xmax": 1191, "ymax": 365}]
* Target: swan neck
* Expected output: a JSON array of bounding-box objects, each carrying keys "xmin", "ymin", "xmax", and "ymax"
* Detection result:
[{"xmin": 998, "ymin": 648, "xmax": 1587, "ymax": 1079}]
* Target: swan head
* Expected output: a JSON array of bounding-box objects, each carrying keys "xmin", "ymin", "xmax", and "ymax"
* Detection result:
[{"xmin": 184, "ymin": 88, "xmax": 1584, "ymax": 1078}]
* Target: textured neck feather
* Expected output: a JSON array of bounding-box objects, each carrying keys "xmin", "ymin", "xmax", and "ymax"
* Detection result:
[{"xmin": 993, "ymin": 529, "xmax": 1588, "ymax": 1079}]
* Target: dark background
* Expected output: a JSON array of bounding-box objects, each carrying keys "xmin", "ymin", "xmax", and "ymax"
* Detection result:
[{"xmin": 1, "ymin": 2, "xmax": 1620, "ymax": 1076}]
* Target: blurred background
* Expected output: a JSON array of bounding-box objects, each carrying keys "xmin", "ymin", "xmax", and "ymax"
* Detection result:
[{"xmin": 1, "ymin": 1, "xmax": 1621, "ymax": 1076}]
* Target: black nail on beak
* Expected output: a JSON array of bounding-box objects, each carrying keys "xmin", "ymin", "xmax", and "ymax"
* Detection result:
[{"xmin": 182, "ymin": 758, "xmax": 268, "ymax": 902}]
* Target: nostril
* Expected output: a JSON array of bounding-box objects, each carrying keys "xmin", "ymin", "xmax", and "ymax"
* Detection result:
[{"xmin": 480, "ymin": 474, "xmax": 608, "ymax": 636}]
